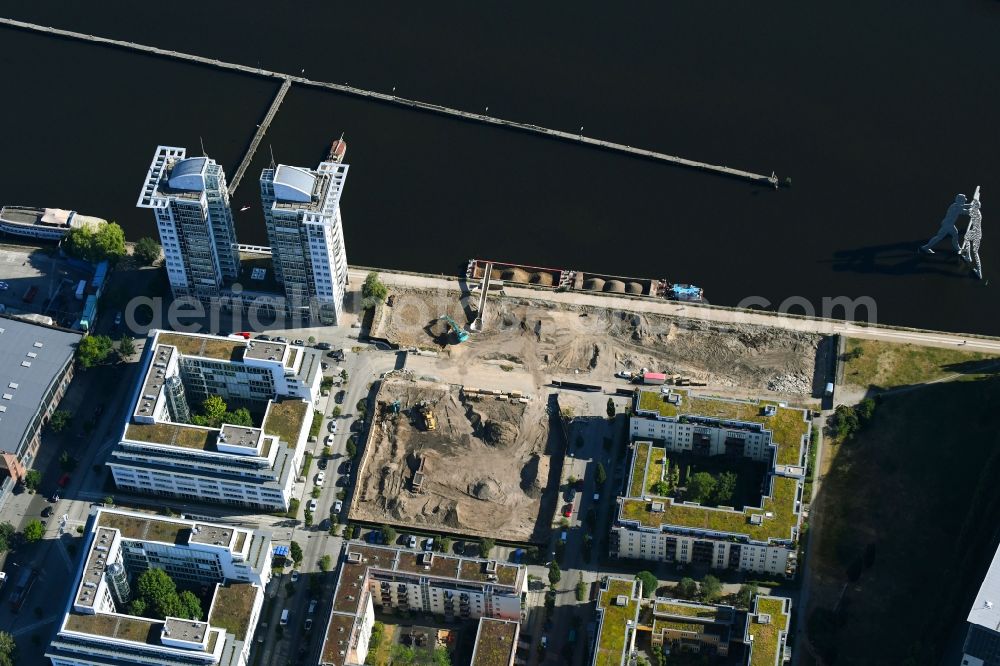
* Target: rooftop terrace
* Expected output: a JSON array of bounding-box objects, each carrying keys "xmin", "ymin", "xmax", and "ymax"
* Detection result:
[
  {"xmin": 594, "ymin": 577, "xmax": 640, "ymax": 666},
  {"xmin": 635, "ymin": 390, "xmax": 809, "ymax": 466},
  {"xmin": 471, "ymin": 618, "xmax": 518, "ymax": 666},
  {"xmin": 97, "ymin": 510, "xmax": 189, "ymax": 545},
  {"xmin": 747, "ymin": 596, "xmax": 790, "ymax": 666},
  {"xmin": 125, "ymin": 421, "xmax": 217, "ymax": 450},
  {"xmin": 620, "ymin": 443, "xmax": 801, "ymax": 544},
  {"xmin": 209, "ymin": 583, "xmax": 258, "ymax": 641}
]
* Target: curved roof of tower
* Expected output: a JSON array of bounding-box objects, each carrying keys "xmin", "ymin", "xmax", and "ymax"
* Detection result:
[
  {"xmin": 273, "ymin": 165, "xmax": 315, "ymax": 203},
  {"xmin": 168, "ymin": 157, "xmax": 208, "ymax": 191}
]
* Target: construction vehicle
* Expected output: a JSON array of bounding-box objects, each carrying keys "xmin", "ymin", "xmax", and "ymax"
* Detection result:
[
  {"xmin": 438, "ymin": 314, "xmax": 469, "ymax": 343},
  {"xmin": 386, "ymin": 400, "xmax": 401, "ymax": 414},
  {"xmin": 418, "ymin": 402, "xmax": 437, "ymax": 431}
]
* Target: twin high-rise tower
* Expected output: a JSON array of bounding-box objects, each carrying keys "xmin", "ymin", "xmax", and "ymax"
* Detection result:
[{"xmin": 137, "ymin": 144, "xmax": 350, "ymax": 325}]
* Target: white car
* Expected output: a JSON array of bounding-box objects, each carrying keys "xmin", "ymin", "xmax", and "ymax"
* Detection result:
[
  {"xmin": 0, "ymin": 281, "xmax": 8, "ymax": 291},
  {"xmin": 407, "ymin": 535, "xmax": 417, "ymax": 549},
  {"xmin": 290, "ymin": 570, "xmax": 300, "ymax": 583},
  {"xmin": 315, "ymin": 472, "xmax": 325, "ymax": 487},
  {"xmin": 324, "ymin": 435, "xmax": 334, "ymax": 445},
  {"xmin": 334, "ymin": 500, "xmax": 343, "ymax": 514},
  {"xmin": 327, "ymin": 421, "xmax": 338, "ymax": 434},
  {"xmin": 307, "ymin": 499, "xmax": 318, "ymax": 513}
]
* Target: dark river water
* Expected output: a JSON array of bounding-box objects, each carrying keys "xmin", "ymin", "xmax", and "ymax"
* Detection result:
[{"xmin": 0, "ymin": 2, "xmax": 998, "ymax": 334}]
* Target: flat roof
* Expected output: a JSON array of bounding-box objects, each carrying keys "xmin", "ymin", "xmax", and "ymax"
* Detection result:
[
  {"xmin": 653, "ymin": 599, "xmax": 731, "ymax": 623},
  {"xmin": 156, "ymin": 331, "xmax": 244, "ymax": 362},
  {"xmin": 635, "ymin": 389, "xmax": 809, "ymax": 466},
  {"xmin": 209, "ymin": 583, "xmax": 258, "ymax": 641},
  {"xmin": 619, "ymin": 442, "xmax": 801, "ymax": 544},
  {"xmin": 64, "ymin": 613, "xmax": 157, "ymax": 643},
  {"xmin": 968, "ymin": 542, "xmax": 1000, "ymax": 630},
  {"xmin": 263, "ymin": 399, "xmax": 309, "ymax": 445},
  {"xmin": 97, "ymin": 510, "xmax": 190, "ymax": 545},
  {"xmin": 747, "ymin": 596, "xmax": 790, "ymax": 666},
  {"xmin": 0, "ymin": 317, "xmax": 82, "ymax": 454},
  {"xmin": 236, "ymin": 252, "xmax": 282, "ymax": 294},
  {"xmin": 245, "ymin": 339, "xmax": 287, "ymax": 362},
  {"xmin": 471, "ymin": 618, "xmax": 518, "ymax": 666},
  {"xmin": 594, "ymin": 577, "xmax": 641, "ymax": 666},
  {"xmin": 190, "ymin": 523, "xmax": 235, "ymax": 547},
  {"xmin": 125, "ymin": 421, "xmax": 217, "ymax": 450}
]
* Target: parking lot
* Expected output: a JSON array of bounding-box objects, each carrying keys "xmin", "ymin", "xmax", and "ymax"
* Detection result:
[{"xmin": 0, "ymin": 243, "xmax": 90, "ymax": 327}]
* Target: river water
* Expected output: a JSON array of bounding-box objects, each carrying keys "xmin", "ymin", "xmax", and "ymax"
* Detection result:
[{"xmin": 0, "ymin": 2, "xmax": 998, "ymax": 334}]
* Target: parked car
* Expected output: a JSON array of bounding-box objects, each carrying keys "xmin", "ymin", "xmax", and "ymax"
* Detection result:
[
  {"xmin": 327, "ymin": 421, "xmax": 338, "ymax": 434},
  {"xmin": 307, "ymin": 499, "xmax": 318, "ymax": 513},
  {"xmin": 424, "ymin": 538, "xmax": 434, "ymax": 552},
  {"xmin": 315, "ymin": 472, "xmax": 325, "ymax": 487},
  {"xmin": 574, "ymin": 478, "xmax": 584, "ymax": 492},
  {"xmin": 333, "ymin": 500, "xmax": 343, "ymax": 514},
  {"xmin": 321, "ymin": 362, "xmax": 329, "ymax": 371},
  {"xmin": 562, "ymin": 504, "xmax": 573, "ymax": 518},
  {"xmin": 317, "ymin": 458, "xmax": 328, "ymax": 470},
  {"xmin": 0, "ymin": 281, "xmax": 8, "ymax": 290},
  {"xmin": 255, "ymin": 334, "xmax": 271, "ymax": 340},
  {"xmin": 114, "ymin": 312, "xmax": 122, "ymax": 327},
  {"xmin": 41, "ymin": 506, "xmax": 52, "ymax": 518},
  {"xmin": 339, "ymin": 461, "xmax": 352, "ymax": 475},
  {"xmin": 407, "ymin": 535, "xmax": 417, "ymax": 549},
  {"xmin": 316, "ymin": 342, "xmax": 332, "ymax": 350},
  {"xmin": 304, "ymin": 618, "xmax": 313, "ymax": 632},
  {"xmin": 324, "ymin": 434, "xmax": 334, "ymax": 445},
  {"xmin": 290, "ymin": 570, "xmax": 300, "ymax": 583},
  {"xmin": 335, "ymin": 391, "xmax": 346, "ymax": 404},
  {"xmin": 274, "ymin": 336, "xmax": 288, "ymax": 343},
  {"xmin": 293, "ymin": 339, "xmax": 305, "ymax": 346},
  {"xmin": 454, "ymin": 541, "xmax": 465, "ymax": 555},
  {"xmin": 336, "ymin": 475, "xmax": 349, "ymax": 487}
]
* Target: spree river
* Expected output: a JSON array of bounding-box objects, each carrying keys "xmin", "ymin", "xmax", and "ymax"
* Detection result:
[{"xmin": 0, "ymin": 1, "xmax": 998, "ymax": 334}]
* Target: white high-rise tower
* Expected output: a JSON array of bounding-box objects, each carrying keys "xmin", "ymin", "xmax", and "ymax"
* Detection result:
[
  {"xmin": 137, "ymin": 146, "xmax": 240, "ymax": 301},
  {"xmin": 260, "ymin": 154, "xmax": 349, "ymax": 325}
]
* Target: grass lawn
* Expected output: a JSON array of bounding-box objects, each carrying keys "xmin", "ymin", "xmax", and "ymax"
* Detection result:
[
  {"xmin": 842, "ymin": 338, "xmax": 1000, "ymax": 391},
  {"xmin": 807, "ymin": 377, "xmax": 1000, "ymax": 664}
]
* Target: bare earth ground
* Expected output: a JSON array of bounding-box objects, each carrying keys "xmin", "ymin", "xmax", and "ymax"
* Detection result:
[
  {"xmin": 375, "ymin": 287, "xmax": 822, "ymax": 397},
  {"xmin": 351, "ymin": 377, "xmax": 554, "ymax": 542}
]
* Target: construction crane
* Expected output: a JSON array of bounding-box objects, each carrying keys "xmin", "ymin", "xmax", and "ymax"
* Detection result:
[{"xmin": 438, "ymin": 314, "xmax": 470, "ymax": 343}]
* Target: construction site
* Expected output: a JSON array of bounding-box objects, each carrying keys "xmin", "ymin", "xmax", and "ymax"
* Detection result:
[{"xmin": 350, "ymin": 376, "xmax": 560, "ymax": 543}]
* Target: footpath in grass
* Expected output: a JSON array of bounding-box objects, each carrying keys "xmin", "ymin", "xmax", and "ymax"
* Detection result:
[
  {"xmin": 842, "ymin": 338, "xmax": 1000, "ymax": 391},
  {"xmin": 807, "ymin": 377, "xmax": 1000, "ymax": 664}
]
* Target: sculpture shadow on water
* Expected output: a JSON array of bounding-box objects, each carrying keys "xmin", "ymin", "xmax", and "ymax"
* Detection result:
[{"xmin": 827, "ymin": 239, "xmax": 975, "ymax": 279}]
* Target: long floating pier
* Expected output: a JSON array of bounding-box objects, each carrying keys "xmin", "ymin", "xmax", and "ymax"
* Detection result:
[
  {"xmin": 0, "ymin": 16, "xmax": 780, "ymax": 187},
  {"xmin": 228, "ymin": 77, "xmax": 291, "ymax": 195}
]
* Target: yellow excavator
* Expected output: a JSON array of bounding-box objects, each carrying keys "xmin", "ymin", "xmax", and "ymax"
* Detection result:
[{"xmin": 419, "ymin": 402, "xmax": 437, "ymax": 431}]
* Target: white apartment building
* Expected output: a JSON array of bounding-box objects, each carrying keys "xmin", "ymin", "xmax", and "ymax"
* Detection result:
[
  {"xmin": 320, "ymin": 545, "xmax": 526, "ymax": 666},
  {"xmin": 108, "ymin": 330, "xmax": 319, "ymax": 511},
  {"xmin": 260, "ymin": 160, "xmax": 349, "ymax": 325},
  {"xmin": 611, "ymin": 390, "xmax": 809, "ymax": 576},
  {"xmin": 46, "ymin": 507, "xmax": 271, "ymax": 666},
  {"xmin": 137, "ymin": 146, "xmax": 240, "ymax": 301}
]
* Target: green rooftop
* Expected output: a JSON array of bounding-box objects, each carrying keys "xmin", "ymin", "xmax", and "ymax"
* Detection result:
[
  {"xmin": 594, "ymin": 578, "xmax": 640, "ymax": 666},
  {"xmin": 653, "ymin": 600, "xmax": 725, "ymax": 621},
  {"xmin": 264, "ymin": 399, "xmax": 309, "ymax": 446},
  {"xmin": 157, "ymin": 332, "xmax": 243, "ymax": 362},
  {"xmin": 209, "ymin": 583, "xmax": 258, "ymax": 641},
  {"xmin": 126, "ymin": 422, "xmax": 216, "ymax": 450},
  {"xmin": 652, "ymin": 618, "xmax": 708, "ymax": 635},
  {"xmin": 620, "ymin": 444, "xmax": 800, "ymax": 544},
  {"xmin": 748, "ymin": 596, "xmax": 790, "ymax": 666},
  {"xmin": 635, "ymin": 390, "xmax": 809, "ymax": 466},
  {"xmin": 64, "ymin": 613, "xmax": 157, "ymax": 643},
  {"xmin": 97, "ymin": 511, "xmax": 189, "ymax": 544},
  {"xmin": 471, "ymin": 618, "xmax": 519, "ymax": 666}
]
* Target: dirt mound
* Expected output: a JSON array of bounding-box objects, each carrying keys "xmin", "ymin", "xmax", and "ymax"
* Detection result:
[
  {"xmin": 529, "ymin": 272, "xmax": 555, "ymax": 286},
  {"xmin": 484, "ymin": 420, "xmax": 518, "ymax": 446},
  {"xmin": 583, "ymin": 277, "xmax": 605, "ymax": 291},
  {"xmin": 626, "ymin": 281, "xmax": 644, "ymax": 295},
  {"xmin": 603, "ymin": 279, "xmax": 626, "ymax": 293},
  {"xmin": 501, "ymin": 267, "xmax": 530, "ymax": 282},
  {"xmin": 469, "ymin": 477, "xmax": 504, "ymax": 502}
]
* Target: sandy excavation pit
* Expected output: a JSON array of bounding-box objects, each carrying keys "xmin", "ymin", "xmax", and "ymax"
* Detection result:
[{"xmin": 350, "ymin": 377, "xmax": 558, "ymax": 543}]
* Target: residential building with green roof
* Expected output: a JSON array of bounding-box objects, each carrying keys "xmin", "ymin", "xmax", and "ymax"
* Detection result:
[
  {"xmin": 590, "ymin": 577, "xmax": 642, "ymax": 666},
  {"xmin": 109, "ymin": 330, "xmax": 318, "ymax": 511},
  {"xmin": 46, "ymin": 507, "xmax": 271, "ymax": 666},
  {"xmin": 612, "ymin": 390, "xmax": 808, "ymax": 576}
]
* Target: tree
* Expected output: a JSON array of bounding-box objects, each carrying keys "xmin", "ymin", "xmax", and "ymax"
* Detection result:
[
  {"xmin": 675, "ymin": 577, "xmax": 698, "ymax": 599},
  {"xmin": 290, "ymin": 541, "xmax": 303, "ymax": 565},
  {"xmin": 134, "ymin": 236, "xmax": 161, "ymax": 265},
  {"xmin": 480, "ymin": 538, "xmax": 495, "ymax": 559},
  {"xmin": 700, "ymin": 575, "xmax": 722, "ymax": 602},
  {"xmin": 712, "ymin": 471, "xmax": 738, "ymax": 506},
  {"xmin": 178, "ymin": 590, "xmax": 203, "ymax": 620},
  {"xmin": 855, "ymin": 398, "xmax": 877, "ymax": 426},
  {"xmin": 23, "ymin": 469, "xmax": 42, "ymax": 491},
  {"xmin": 0, "ymin": 523, "xmax": 13, "ymax": 553},
  {"xmin": 635, "ymin": 571, "xmax": 658, "ymax": 598},
  {"xmin": 202, "ymin": 395, "xmax": 228, "ymax": 426},
  {"xmin": 319, "ymin": 554, "xmax": 333, "ymax": 572},
  {"xmin": 136, "ymin": 568, "xmax": 179, "ymax": 618},
  {"xmin": 381, "ymin": 524, "xmax": 397, "ymax": 545},
  {"xmin": 23, "ymin": 519, "xmax": 44, "ymax": 543},
  {"xmin": 361, "ymin": 272, "xmax": 388, "ymax": 309},
  {"xmin": 77, "ymin": 334, "xmax": 114, "ymax": 369},
  {"xmin": 829, "ymin": 403, "xmax": 860, "ymax": 440},
  {"xmin": 0, "ymin": 631, "xmax": 17, "ymax": 666},
  {"xmin": 224, "ymin": 407, "xmax": 253, "ymax": 427},
  {"xmin": 686, "ymin": 472, "xmax": 717, "ymax": 504},
  {"xmin": 103, "ymin": 496, "xmax": 115, "ymax": 507},
  {"xmin": 575, "ymin": 574, "xmax": 587, "ymax": 601},
  {"xmin": 735, "ymin": 582, "xmax": 759, "ymax": 608},
  {"xmin": 650, "ymin": 480, "xmax": 670, "ymax": 496},
  {"xmin": 62, "ymin": 222, "xmax": 127, "ymax": 264},
  {"xmin": 606, "ymin": 398, "xmax": 616, "ymax": 419},
  {"xmin": 119, "ymin": 335, "xmax": 136, "ymax": 358},
  {"xmin": 48, "ymin": 409, "xmax": 73, "ymax": 433},
  {"xmin": 439, "ymin": 536, "xmax": 453, "ymax": 553},
  {"xmin": 548, "ymin": 561, "xmax": 561, "ymax": 585},
  {"xmin": 128, "ymin": 598, "xmax": 148, "ymax": 617},
  {"xmin": 341, "ymin": 369, "xmax": 349, "ymax": 382},
  {"xmin": 346, "ymin": 439, "xmax": 358, "ymax": 459},
  {"xmin": 595, "ymin": 462, "xmax": 607, "ymax": 487}
]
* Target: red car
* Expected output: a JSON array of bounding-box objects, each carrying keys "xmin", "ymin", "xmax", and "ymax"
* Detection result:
[
  {"xmin": 562, "ymin": 503, "xmax": 573, "ymax": 518},
  {"xmin": 58, "ymin": 473, "xmax": 71, "ymax": 488}
]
